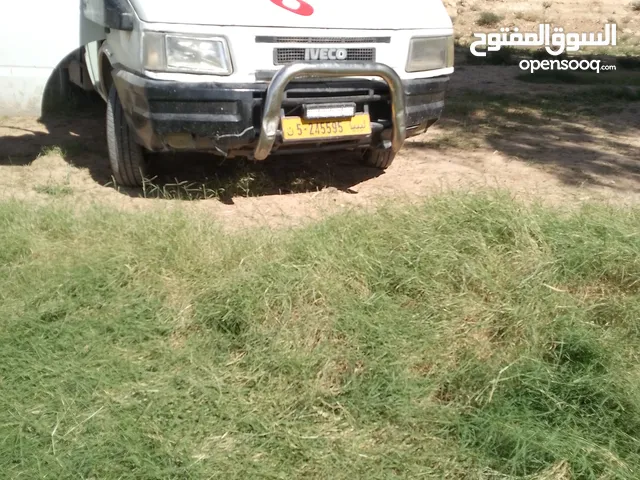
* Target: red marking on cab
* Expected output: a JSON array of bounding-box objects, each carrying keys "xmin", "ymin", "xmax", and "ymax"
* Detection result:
[{"xmin": 270, "ymin": 0, "xmax": 314, "ymax": 16}]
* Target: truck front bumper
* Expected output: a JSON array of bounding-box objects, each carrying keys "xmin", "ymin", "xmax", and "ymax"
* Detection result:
[{"xmin": 111, "ymin": 63, "xmax": 449, "ymax": 158}]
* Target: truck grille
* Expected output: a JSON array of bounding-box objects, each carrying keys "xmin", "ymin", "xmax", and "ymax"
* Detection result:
[
  {"xmin": 274, "ymin": 48, "xmax": 376, "ymax": 65},
  {"xmin": 257, "ymin": 36, "xmax": 390, "ymax": 44}
]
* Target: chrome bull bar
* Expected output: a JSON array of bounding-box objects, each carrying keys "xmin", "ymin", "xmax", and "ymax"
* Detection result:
[{"xmin": 253, "ymin": 62, "xmax": 407, "ymax": 161}]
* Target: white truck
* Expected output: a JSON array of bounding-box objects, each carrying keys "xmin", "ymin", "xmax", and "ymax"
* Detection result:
[{"xmin": 0, "ymin": 0, "xmax": 454, "ymax": 187}]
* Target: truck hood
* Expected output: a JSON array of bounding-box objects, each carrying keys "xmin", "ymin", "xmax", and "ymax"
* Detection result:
[{"xmin": 131, "ymin": 0, "xmax": 452, "ymax": 30}]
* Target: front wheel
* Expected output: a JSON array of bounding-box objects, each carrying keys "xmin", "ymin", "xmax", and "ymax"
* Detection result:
[
  {"xmin": 361, "ymin": 148, "xmax": 396, "ymax": 169},
  {"xmin": 106, "ymin": 86, "xmax": 147, "ymax": 187}
]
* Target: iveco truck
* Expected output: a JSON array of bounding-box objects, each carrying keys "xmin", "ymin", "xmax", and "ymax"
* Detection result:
[{"xmin": 0, "ymin": 0, "xmax": 454, "ymax": 187}]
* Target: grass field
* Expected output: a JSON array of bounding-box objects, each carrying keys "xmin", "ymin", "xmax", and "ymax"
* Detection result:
[{"xmin": 2, "ymin": 193, "xmax": 640, "ymax": 479}]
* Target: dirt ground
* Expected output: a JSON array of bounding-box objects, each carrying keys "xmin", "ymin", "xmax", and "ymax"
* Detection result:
[{"xmin": 0, "ymin": 65, "xmax": 639, "ymax": 230}]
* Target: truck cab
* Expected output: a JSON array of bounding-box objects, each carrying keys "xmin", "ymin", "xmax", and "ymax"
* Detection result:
[{"xmin": 1, "ymin": 0, "xmax": 454, "ymax": 187}]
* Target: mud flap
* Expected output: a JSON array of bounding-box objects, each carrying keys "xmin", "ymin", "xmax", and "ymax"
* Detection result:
[{"xmin": 81, "ymin": 0, "xmax": 135, "ymax": 31}]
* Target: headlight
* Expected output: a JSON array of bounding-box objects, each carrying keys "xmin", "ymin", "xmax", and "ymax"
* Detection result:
[
  {"xmin": 143, "ymin": 33, "xmax": 233, "ymax": 75},
  {"xmin": 406, "ymin": 36, "xmax": 454, "ymax": 73}
]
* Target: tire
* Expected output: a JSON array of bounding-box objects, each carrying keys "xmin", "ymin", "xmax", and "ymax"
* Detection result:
[
  {"xmin": 106, "ymin": 86, "xmax": 147, "ymax": 187},
  {"xmin": 42, "ymin": 65, "xmax": 72, "ymax": 114},
  {"xmin": 361, "ymin": 148, "xmax": 396, "ymax": 169}
]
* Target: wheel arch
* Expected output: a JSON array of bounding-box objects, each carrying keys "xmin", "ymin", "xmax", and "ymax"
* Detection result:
[{"xmin": 97, "ymin": 44, "xmax": 115, "ymax": 102}]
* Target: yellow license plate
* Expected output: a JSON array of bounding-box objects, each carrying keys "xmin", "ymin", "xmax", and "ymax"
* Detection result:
[{"xmin": 281, "ymin": 113, "xmax": 372, "ymax": 142}]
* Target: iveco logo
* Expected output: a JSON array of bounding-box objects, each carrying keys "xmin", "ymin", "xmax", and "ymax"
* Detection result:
[{"xmin": 304, "ymin": 48, "xmax": 348, "ymax": 61}]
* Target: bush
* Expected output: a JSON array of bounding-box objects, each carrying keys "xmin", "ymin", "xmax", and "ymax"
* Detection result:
[{"xmin": 477, "ymin": 11, "xmax": 502, "ymax": 27}]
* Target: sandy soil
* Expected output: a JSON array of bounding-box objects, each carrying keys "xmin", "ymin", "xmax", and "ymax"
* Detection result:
[{"xmin": 0, "ymin": 65, "xmax": 639, "ymax": 230}]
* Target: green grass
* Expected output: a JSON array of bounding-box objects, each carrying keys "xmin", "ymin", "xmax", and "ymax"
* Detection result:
[
  {"xmin": 129, "ymin": 158, "xmax": 341, "ymax": 201},
  {"xmin": 39, "ymin": 145, "xmax": 67, "ymax": 158},
  {"xmin": 2, "ymin": 193, "xmax": 640, "ymax": 478},
  {"xmin": 34, "ymin": 165, "xmax": 74, "ymax": 197},
  {"xmin": 34, "ymin": 183, "xmax": 73, "ymax": 197}
]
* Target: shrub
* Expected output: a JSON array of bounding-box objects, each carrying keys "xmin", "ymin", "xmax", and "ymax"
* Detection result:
[{"xmin": 477, "ymin": 11, "xmax": 502, "ymax": 27}]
